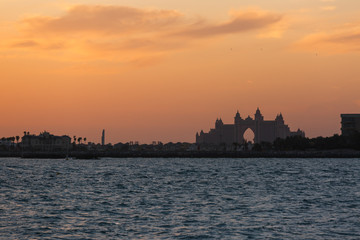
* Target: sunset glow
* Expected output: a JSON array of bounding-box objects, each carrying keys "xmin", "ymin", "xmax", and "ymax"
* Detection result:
[{"xmin": 1, "ymin": 0, "xmax": 360, "ymax": 143}]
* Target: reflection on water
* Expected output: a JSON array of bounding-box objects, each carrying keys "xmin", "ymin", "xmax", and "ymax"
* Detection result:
[{"xmin": 1, "ymin": 158, "xmax": 360, "ymax": 239}]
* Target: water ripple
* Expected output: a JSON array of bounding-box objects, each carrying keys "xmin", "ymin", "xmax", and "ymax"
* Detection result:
[{"xmin": 0, "ymin": 158, "xmax": 359, "ymax": 239}]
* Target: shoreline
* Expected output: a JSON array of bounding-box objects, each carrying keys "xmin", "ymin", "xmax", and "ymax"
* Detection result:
[{"xmin": 1, "ymin": 150, "xmax": 360, "ymax": 159}]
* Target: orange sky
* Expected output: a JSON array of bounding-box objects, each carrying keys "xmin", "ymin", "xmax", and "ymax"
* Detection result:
[{"xmin": 1, "ymin": 0, "xmax": 360, "ymax": 143}]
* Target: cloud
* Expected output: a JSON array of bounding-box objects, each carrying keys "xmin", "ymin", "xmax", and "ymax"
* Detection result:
[
  {"xmin": 11, "ymin": 40, "xmax": 39, "ymax": 48},
  {"xmin": 4, "ymin": 5, "xmax": 284, "ymax": 64},
  {"xmin": 10, "ymin": 40, "xmax": 65, "ymax": 50},
  {"xmin": 20, "ymin": 5, "xmax": 282, "ymax": 38},
  {"xmin": 20, "ymin": 5, "xmax": 182, "ymax": 36},
  {"xmin": 294, "ymin": 25, "xmax": 360, "ymax": 54},
  {"xmin": 173, "ymin": 10, "xmax": 282, "ymax": 38}
]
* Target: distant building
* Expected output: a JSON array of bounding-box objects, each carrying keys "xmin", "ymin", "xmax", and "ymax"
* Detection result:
[
  {"xmin": 196, "ymin": 108, "xmax": 305, "ymax": 145},
  {"xmin": 21, "ymin": 131, "xmax": 71, "ymax": 151},
  {"xmin": 341, "ymin": 114, "xmax": 360, "ymax": 136},
  {"xmin": 101, "ymin": 129, "xmax": 105, "ymax": 146},
  {"xmin": 0, "ymin": 138, "xmax": 15, "ymax": 147}
]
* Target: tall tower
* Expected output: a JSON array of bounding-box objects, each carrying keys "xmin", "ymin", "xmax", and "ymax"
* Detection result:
[
  {"xmin": 101, "ymin": 129, "xmax": 105, "ymax": 145},
  {"xmin": 254, "ymin": 107, "xmax": 264, "ymax": 121},
  {"xmin": 234, "ymin": 111, "xmax": 242, "ymax": 143},
  {"xmin": 254, "ymin": 108, "xmax": 263, "ymax": 143}
]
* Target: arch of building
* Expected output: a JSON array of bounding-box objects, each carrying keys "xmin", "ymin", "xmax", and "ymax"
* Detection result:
[
  {"xmin": 242, "ymin": 128, "xmax": 255, "ymax": 143},
  {"xmin": 196, "ymin": 108, "xmax": 305, "ymax": 145}
]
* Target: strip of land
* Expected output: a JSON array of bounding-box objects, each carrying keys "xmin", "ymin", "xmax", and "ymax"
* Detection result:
[{"xmin": 1, "ymin": 150, "xmax": 359, "ymax": 159}]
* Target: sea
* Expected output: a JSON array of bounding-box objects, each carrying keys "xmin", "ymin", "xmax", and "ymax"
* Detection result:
[{"xmin": 0, "ymin": 158, "xmax": 359, "ymax": 239}]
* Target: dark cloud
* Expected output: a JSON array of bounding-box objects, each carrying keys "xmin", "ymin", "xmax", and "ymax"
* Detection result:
[
  {"xmin": 10, "ymin": 40, "xmax": 64, "ymax": 50},
  {"xmin": 295, "ymin": 28, "xmax": 360, "ymax": 54},
  {"xmin": 174, "ymin": 12, "xmax": 283, "ymax": 38},
  {"xmin": 21, "ymin": 5, "xmax": 182, "ymax": 35},
  {"xmin": 11, "ymin": 40, "xmax": 39, "ymax": 48},
  {"xmin": 20, "ymin": 5, "xmax": 282, "ymax": 38},
  {"xmin": 11, "ymin": 5, "xmax": 284, "ymax": 58},
  {"xmin": 327, "ymin": 32, "xmax": 360, "ymax": 43}
]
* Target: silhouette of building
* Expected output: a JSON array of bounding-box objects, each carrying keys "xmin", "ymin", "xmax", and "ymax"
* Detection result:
[
  {"xmin": 101, "ymin": 129, "xmax": 105, "ymax": 146},
  {"xmin": 0, "ymin": 138, "xmax": 15, "ymax": 147},
  {"xmin": 21, "ymin": 131, "xmax": 71, "ymax": 151},
  {"xmin": 341, "ymin": 114, "xmax": 360, "ymax": 136},
  {"xmin": 196, "ymin": 108, "xmax": 305, "ymax": 144}
]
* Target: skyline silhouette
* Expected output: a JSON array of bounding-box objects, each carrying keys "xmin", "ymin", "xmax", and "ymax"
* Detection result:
[
  {"xmin": 2, "ymin": 110, "xmax": 359, "ymax": 145},
  {"xmin": 197, "ymin": 108, "xmax": 305, "ymax": 145},
  {"xmin": 0, "ymin": 110, "xmax": 357, "ymax": 144}
]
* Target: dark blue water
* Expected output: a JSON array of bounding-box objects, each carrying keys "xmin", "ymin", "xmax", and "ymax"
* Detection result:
[{"xmin": 1, "ymin": 158, "xmax": 359, "ymax": 239}]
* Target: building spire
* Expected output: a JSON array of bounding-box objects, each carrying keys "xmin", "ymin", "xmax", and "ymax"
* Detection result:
[
  {"xmin": 234, "ymin": 110, "xmax": 241, "ymax": 123},
  {"xmin": 101, "ymin": 129, "xmax": 105, "ymax": 146},
  {"xmin": 255, "ymin": 107, "xmax": 263, "ymax": 121}
]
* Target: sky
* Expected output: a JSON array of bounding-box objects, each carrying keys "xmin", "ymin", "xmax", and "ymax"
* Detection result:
[{"xmin": 1, "ymin": 0, "xmax": 360, "ymax": 144}]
